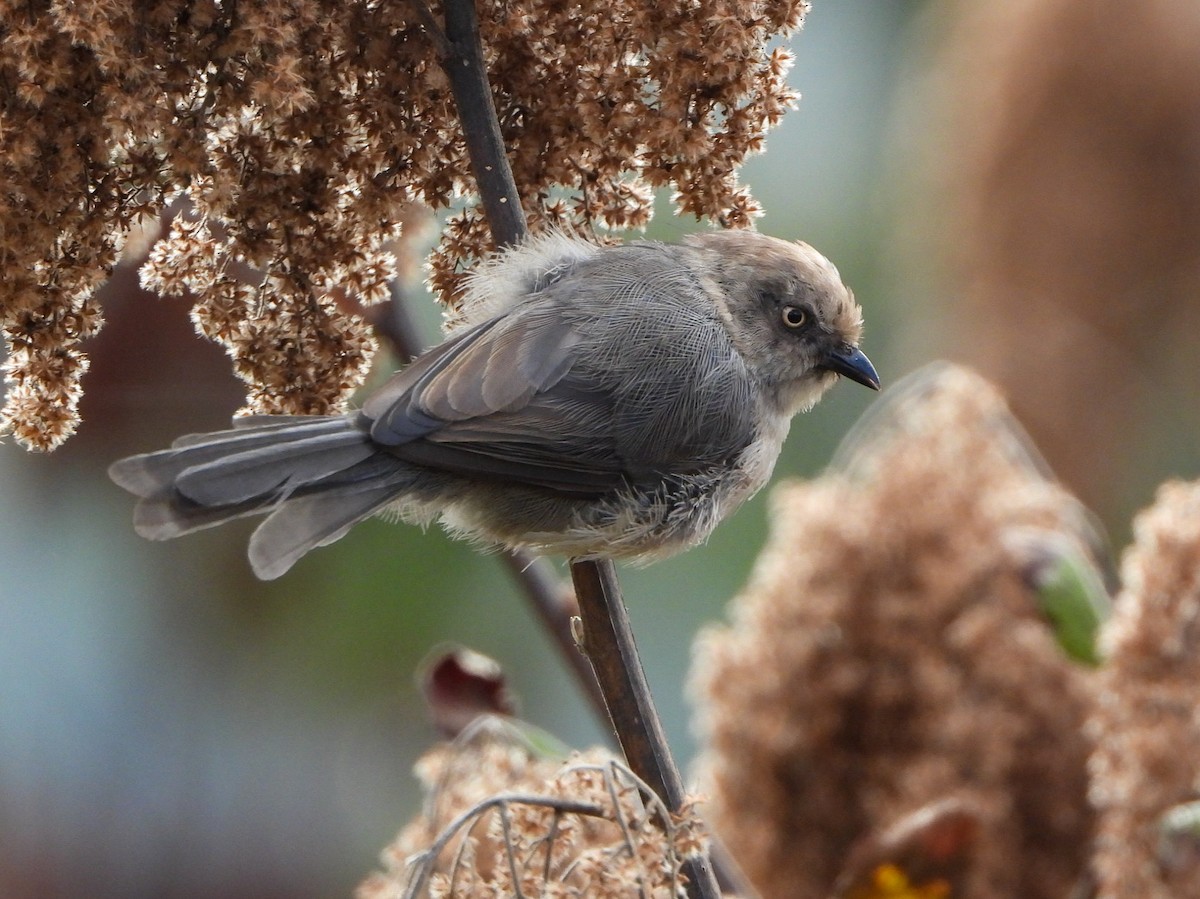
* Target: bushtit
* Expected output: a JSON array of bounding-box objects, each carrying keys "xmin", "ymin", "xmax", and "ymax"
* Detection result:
[{"xmin": 110, "ymin": 230, "xmax": 879, "ymax": 579}]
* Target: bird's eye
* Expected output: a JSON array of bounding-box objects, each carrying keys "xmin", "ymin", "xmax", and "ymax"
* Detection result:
[{"xmin": 781, "ymin": 306, "xmax": 807, "ymax": 329}]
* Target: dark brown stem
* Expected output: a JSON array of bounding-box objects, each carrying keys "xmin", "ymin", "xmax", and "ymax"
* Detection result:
[
  {"xmin": 434, "ymin": 3, "xmax": 722, "ymax": 896},
  {"xmin": 439, "ymin": 0, "xmax": 527, "ymax": 249},
  {"xmin": 501, "ymin": 550, "xmax": 609, "ymax": 726},
  {"xmin": 570, "ymin": 560, "xmax": 722, "ymax": 898},
  {"xmin": 569, "ymin": 560, "xmax": 680, "ymax": 801},
  {"xmin": 408, "ymin": 0, "xmax": 453, "ymax": 59}
]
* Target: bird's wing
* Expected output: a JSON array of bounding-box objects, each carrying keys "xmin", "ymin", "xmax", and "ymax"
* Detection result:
[
  {"xmin": 362, "ymin": 311, "xmax": 572, "ymax": 442},
  {"xmin": 361, "ymin": 296, "xmax": 756, "ymax": 496}
]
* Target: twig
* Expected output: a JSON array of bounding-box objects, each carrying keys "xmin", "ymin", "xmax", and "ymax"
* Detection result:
[
  {"xmin": 433, "ymin": 3, "xmax": 722, "ymax": 897},
  {"xmin": 372, "ymin": 254, "xmax": 609, "ymax": 734},
  {"xmin": 371, "ymin": 261, "xmax": 609, "ymax": 729},
  {"xmin": 403, "ymin": 792, "xmax": 609, "ymax": 899},
  {"xmin": 501, "ymin": 550, "xmax": 610, "ymax": 727},
  {"xmin": 569, "ymin": 561, "xmax": 681, "ymax": 804},
  {"xmin": 571, "ymin": 560, "xmax": 723, "ymax": 898},
  {"xmin": 497, "ymin": 802, "xmax": 527, "ymax": 899},
  {"xmin": 439, "ymin": 0, "xmax": 527, "ymax": 248},
  {"xmin": 407, "ymin": 0, "xmax": 453, "ymax": 59},
  {"xmin": 433, "ymin": 0, "xmax": 613, "ymax": 729}
]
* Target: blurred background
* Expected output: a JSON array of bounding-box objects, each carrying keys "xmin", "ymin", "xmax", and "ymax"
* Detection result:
[{"xmin": 3, "ymin": 0, "xmax": 1199, "ymax": 895}]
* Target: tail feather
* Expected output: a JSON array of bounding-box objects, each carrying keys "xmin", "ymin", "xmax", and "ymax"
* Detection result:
[
  {"xmin": 248, "ymin": 479, "xmax": 409, "ymax": 580},
  {"xmin": 172, "ymin": 414, "xmax": 346, "ymax": 446},
  {"xmin": 110, "ymin": 415, "xmax": 417, "ymax": 577},
  {"xmin": 134, "ymin": 493, "xmax": 277, "ymax": 539},
  {"xmin": 111, "ymin": 416, "xmax": 355, "ymax": 498},
  {"xmin": 175, "ymin": 431, "xmax": 375, "ymax": 506}
]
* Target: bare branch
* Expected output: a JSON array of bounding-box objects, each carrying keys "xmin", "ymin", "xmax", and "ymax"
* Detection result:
[
  {"xmin": 407, "ymin": 0, "xmax": 454, "ymax": 59},
  {"xmin": 367, "ymin": 279, "xmax": 430, "ymax": 363},
  {"xmin": 434, "ymin": 4, "xmax": 722, "ymax": 896},
  {"xmin": 440, "ymin": 0, "xmax": 527, "ymax": 248},
  {"xmin": 571, "ymin": 560, "xmax": 723, "ymax": 899},
  {"xmin": 501, "ymin": 550, "xmax": 611, "ymax": 726}
]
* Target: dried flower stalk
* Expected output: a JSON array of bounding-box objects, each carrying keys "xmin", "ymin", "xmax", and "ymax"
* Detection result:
[
  {"xmin": 690, "ymin": 364, "xmax": 1098, "ymax": 899},
  {"xmin": 1, "ymin": 0, "xmax": 806, "ymax": 449},
  {"xmin": 359, "ymin": 720, "xmax": 707, "ymax": 898},
  {"xmin": 1089, "ymin": 480, "xmax": 1200, "ymax": 899}
]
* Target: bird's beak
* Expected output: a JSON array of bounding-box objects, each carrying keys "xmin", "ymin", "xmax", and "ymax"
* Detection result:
[{"xmin": 821, "ymin": 345, "xmax": 880, "ymax": 390}]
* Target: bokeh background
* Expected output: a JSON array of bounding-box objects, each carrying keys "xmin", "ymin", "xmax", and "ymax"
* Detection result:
[{"xmin": 3, "ymin": 0, "xmax": 1199, "ymax": 895}]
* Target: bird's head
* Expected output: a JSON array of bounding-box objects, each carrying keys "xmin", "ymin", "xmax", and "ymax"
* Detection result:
[{"xmin": 688, "ymin": 230, "xmax": 880, "ymax": 415}]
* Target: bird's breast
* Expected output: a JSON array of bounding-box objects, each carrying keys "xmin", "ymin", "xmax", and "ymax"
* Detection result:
[{"xmin": 748, "ymin": 413, "xmax": 791, "ymax": 476}]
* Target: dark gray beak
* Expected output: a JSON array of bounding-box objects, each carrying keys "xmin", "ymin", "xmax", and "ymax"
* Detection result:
[{"xmin": 821, "ymin": 345, "xmax": 880, "ymax": 390}]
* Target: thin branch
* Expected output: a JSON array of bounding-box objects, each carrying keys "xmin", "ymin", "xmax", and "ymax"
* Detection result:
[
  {"xmin": 408, "ymin": 0, "xmax": 454, "ymax": 59},
  {"xmin": 435, "ymin": 0, "xmax": 619, "ymax": 737},
  {"xmin": 434, "ymin": 3, "xmax": 722, "ymax": 897},
  {"xmin": 368, "ymin": 279, "xmax": 430, "ymax": 362},
  {"xmin": 570, "ymin": 560, "xmax": 682, "ymax": 805},
  {"xmin": 540, "ymin": 808, "xmax": 564, "ymax": 883},
  {"xmin": 497, "ymin": 802, "xmax": 527, "ymax": 899},
  {"xmin": 371, "ymin": 252, "xmax": 607, "ymax": 732},
  {"xmin": 440, "ymin": 0, "xmax": 527, "ymax": 249},
  {"xmin": 570, "ymin": 560, "xmax": 723, "ymax": 898},
  {"xmin": 501, "ymin": 550, "xmax": 610, "ymax": 726}
]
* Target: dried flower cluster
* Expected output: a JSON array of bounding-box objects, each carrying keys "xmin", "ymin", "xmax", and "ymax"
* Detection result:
[
  {"xmin": 690, "ymin": 364, "xmax": 1099, "ymax": 898},
  {"xmin": 1089, "ymin": 480, "xmax": 1200, "ymax": 899},
  {"xmin": 358, "ymin": 721, "xmax": 705, "ymax": 898},
  {"xmin": 1, "ymin": 0, "xmax": 806, "ymax": 450},
  {"xmin": 358, "ymin": 367, "xmax": 1200, "ymax": 897},
  {"xmin": 432, "ymin": 0, "xmax": 806, "ymax": 292}
]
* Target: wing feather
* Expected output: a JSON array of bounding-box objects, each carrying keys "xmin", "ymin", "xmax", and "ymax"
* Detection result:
[{"xmin": 357, "ymin": 248, "xmax": 758, "ymax": 496}]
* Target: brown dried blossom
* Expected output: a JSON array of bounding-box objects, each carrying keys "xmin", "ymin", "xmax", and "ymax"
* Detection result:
[
  {"xmin": 690, "ymin": 364, "xmax": 1099, "ymax": 899},
  {"xmin": 1, "ymin": 0, "xmax": 806, "ymax": 449},
  {"xmin": 358, "ymin": 720, "xmax": 707, "ymax": 898},
  {"xmin": 1088, "ymin": 480, "xmax": 1200, "ymax": 899}
]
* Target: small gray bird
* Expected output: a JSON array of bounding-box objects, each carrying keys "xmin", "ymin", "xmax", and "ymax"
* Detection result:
[{"xmin": 110, "ymin": 230, "xmax": 879, "ymax": 579}]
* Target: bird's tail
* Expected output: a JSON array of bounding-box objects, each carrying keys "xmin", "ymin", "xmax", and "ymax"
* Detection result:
[{"xmin": 109, "ymin": 414, "xmax": 412, "ymax": 579}]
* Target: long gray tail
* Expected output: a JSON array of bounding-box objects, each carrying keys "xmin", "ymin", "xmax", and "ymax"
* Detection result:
[{"xmin": 109, "ymin": 414, "xmax": 412, "ymax": 579}]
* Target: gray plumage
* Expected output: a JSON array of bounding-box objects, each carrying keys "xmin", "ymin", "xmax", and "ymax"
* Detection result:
[{"xmin": 109, "ymin": 230, "xmax": 879, "ymax": 579}]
